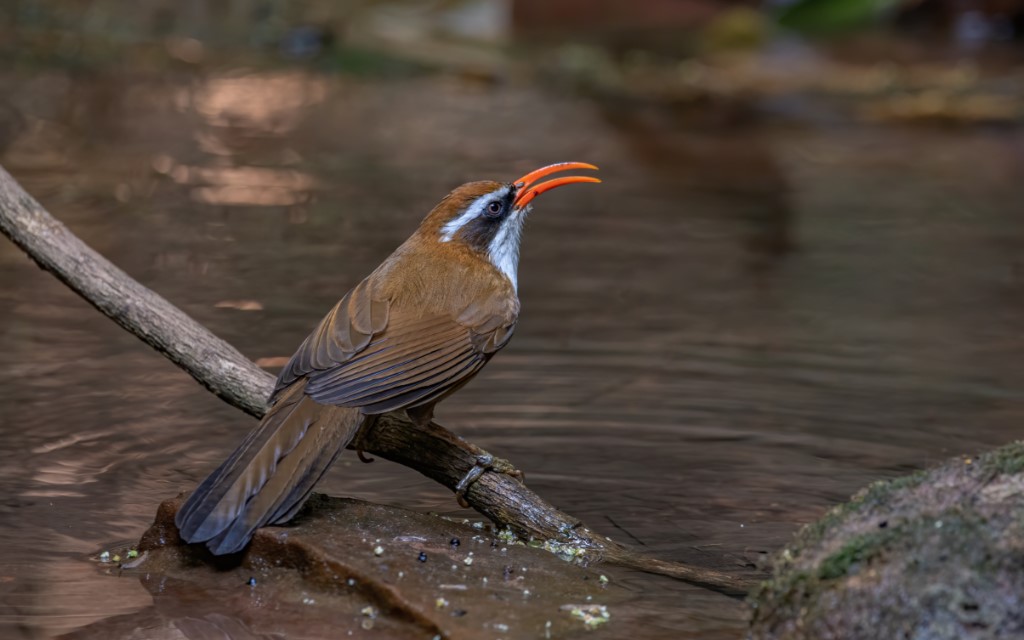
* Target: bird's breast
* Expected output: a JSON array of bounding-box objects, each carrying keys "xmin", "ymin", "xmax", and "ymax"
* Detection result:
[{"xmin": 375, "ymin": 240, "xmax": 519, "ymax": 323}]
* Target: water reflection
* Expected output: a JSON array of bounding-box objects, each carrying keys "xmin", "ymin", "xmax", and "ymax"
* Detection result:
[
  {"xmin": 594, "ymin": 101, "xmax": 796, "ymax": 271},
  {"xmin": 1, "ymin": 61, "xmax": 1024, "ymax": 639},
  {"xmin": 188, "ymin": 73, "xmax": 328, "ymax": 134},
  {"xmin": 167, "ymin": 72, "xmax": 328, "ymax": 208},
  {"xmin": 172, "ymin": 165, "xmax": 317, "ymax": 207}
]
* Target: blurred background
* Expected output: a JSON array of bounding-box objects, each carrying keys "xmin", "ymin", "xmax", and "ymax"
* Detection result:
[{"xmin": 2, "ymin": 0, "xmax": 1024, "ymax": 638}]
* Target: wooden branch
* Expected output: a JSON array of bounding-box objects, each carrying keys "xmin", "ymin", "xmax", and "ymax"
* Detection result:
[
  {"xmin": 0, "ymin": 163, "xmax": 753, "ymax": 598},
  {"xmin": 0, "ymin": 165, "xmax": 272, "ymax": 417}
]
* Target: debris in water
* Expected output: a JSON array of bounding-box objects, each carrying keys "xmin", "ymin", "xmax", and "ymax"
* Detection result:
[{"xmin": 561, "ymin": 604, "xmax": 610, "ymax": 629}]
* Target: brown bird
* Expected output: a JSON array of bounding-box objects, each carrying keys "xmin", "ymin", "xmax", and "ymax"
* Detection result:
[{"xmin": 176, "ymin": 162, "xmax": 600, "ymax": 554}]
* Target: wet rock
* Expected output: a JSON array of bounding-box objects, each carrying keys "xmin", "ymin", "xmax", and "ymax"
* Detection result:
[
  {"xmin": 92, "ymin": 493, "xmax": 631, "ymax": 639},
  {"xmin": 749, "ymin": 441, "xmax": 1024, "ymax": 640}
]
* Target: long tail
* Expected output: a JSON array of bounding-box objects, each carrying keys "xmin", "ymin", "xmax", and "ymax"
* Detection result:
[{"xmin": 175, "ymin": 381, "xmax": 364, "ymax": 555}]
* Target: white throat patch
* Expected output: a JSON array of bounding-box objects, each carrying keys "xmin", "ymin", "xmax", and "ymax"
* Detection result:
[
  {"xmin": 438, "ymin": 186, "xmax": 526, "ymax": 291},
  {"xmin": 487, "ymin": 209, "xmax": 525, "ymax": 291}
]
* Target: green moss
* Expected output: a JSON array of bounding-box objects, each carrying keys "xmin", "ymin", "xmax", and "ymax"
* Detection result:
[
  {"xmin": 748, "ymin": 570, "xmax": 815, "ymax": 627},
  {"xmin": 977, "ymin": 441, "xmax": 1024, "ymax": 477},
  {"xmin": 790, "ymin": 468, "xmax": 928, "ymax": 560},
  {"xmin": 764, "ymin": 510, "xmax": 986, "ymax": 611},
  {"xmin": 817, "ymin": 529, "xmax": 894, "ymax": 580},
  {"xmin": 751, "ymin": 443, "xmax": 1024, "ymax": 637}
]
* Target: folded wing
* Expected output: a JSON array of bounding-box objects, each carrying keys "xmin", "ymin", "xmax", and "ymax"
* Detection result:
[{"xmin": 273, "ymin": 276, "xmax": 516, "ymax": 415}]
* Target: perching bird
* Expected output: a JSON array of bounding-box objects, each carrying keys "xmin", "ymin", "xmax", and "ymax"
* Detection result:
[{"xmin": 175, "ymin": 162, "xmax": 600, "ymax": 554}]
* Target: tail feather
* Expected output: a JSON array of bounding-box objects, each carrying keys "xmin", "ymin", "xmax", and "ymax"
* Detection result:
[{"xmin": 175, "ymin": 381, "xmax": 364, "ymax": 555}]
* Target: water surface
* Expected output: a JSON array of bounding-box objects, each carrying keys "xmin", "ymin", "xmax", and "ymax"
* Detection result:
[{"xmin": 1, "ymin": 66, "xmax": 1024, "ymax": 638}]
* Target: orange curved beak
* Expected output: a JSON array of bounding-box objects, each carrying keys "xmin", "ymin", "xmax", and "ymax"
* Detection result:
[{"xmin": 512, "ymin": 162, "xmax": 600, "ymax": 209}]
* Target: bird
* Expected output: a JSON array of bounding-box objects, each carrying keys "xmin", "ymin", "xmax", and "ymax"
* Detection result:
[{"xmin": 175, "ymin": 162, "xmax": 600, "ymax": 555}]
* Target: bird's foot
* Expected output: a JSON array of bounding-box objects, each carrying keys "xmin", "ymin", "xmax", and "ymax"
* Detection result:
[
  {"xmin": 454, "ymin": 453, "xmax": 526, "ymax": 508},
  {"xmin": 354, "ymin": 415, "xmax": 378, "ymax": 463}
]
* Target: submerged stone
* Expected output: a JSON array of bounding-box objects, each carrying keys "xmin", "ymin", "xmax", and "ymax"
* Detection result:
[
  {"xmin": 71, "ymin": 493, "xmax": 631, "ymax": 640},
  {"xmin": 750, "ymin": 441, "xmax": 1024, "ymax": 640}
]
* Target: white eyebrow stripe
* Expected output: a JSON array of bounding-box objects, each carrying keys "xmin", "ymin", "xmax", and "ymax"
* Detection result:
[
  {"xmin": 438, "ymin": 186, "xmax": 511, "ymax": 242},
  {"xmin": 439, "ymin": 205, "xmax": 480, "ymax": 242}
]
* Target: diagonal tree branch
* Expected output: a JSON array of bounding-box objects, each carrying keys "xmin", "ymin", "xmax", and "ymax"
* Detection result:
[
  {"xmin": 0, "ymin": 163, "xmax": 753, "ymax": 598},
  {"xmin": 0, "ymin": 165, "xmax": 273, "ymax": 417}
]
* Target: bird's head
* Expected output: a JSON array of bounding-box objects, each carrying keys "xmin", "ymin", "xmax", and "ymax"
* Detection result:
[{"xmin": 421, "ymin": 162, "xmax": 599, "ymax": 290}]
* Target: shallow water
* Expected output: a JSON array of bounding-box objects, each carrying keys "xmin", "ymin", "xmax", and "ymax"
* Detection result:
[{"xmin": 1, "ymin": 66, "xmax": 1024, "ymax": 638}]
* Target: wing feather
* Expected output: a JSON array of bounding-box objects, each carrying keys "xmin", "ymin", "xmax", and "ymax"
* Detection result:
[
  {"xmin": 359, "ymin": 357, "xmax": 487, "ymax": 414},
  {"xmin": 312, "ymin": 343, "xmax": 476, "ymax": 407},
  {"xmin": 273, "ymin": 272, "xmax": 517, "ymax": 414},
  {"xmin": 315, "ymin": 323, "xmax": 465, "ymax": 383},
  {"xmin": 274, "ymin": 278, "xmax": 388, "ymax": 393},
  {"xmin": 304, "ymin": 320, "xmax": 484, "ymax": 410}
]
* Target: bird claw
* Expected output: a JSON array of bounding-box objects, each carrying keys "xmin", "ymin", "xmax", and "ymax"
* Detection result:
[
  {"xmin": 454, "ymin": 453, "xmax": 526, "ymax": 508},
  {"xmin": 357, "ymin": 449, "xmax": 374, "ymax": 464}
]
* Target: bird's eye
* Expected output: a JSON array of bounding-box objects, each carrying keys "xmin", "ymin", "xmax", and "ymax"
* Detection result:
[{"xmin": 486, "ymin": 200, "xmax": 503, "ymax": 217}]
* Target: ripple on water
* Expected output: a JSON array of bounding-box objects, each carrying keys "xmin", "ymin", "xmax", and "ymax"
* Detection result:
[{"xmin": 2, "ymin": 67, "xmax": 1024, "ymax": 639}]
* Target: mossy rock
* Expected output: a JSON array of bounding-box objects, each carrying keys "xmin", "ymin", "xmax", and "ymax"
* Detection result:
[{"xmin": 750, "ymin": 441, "xmax": 1024, "ymax": 640}]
